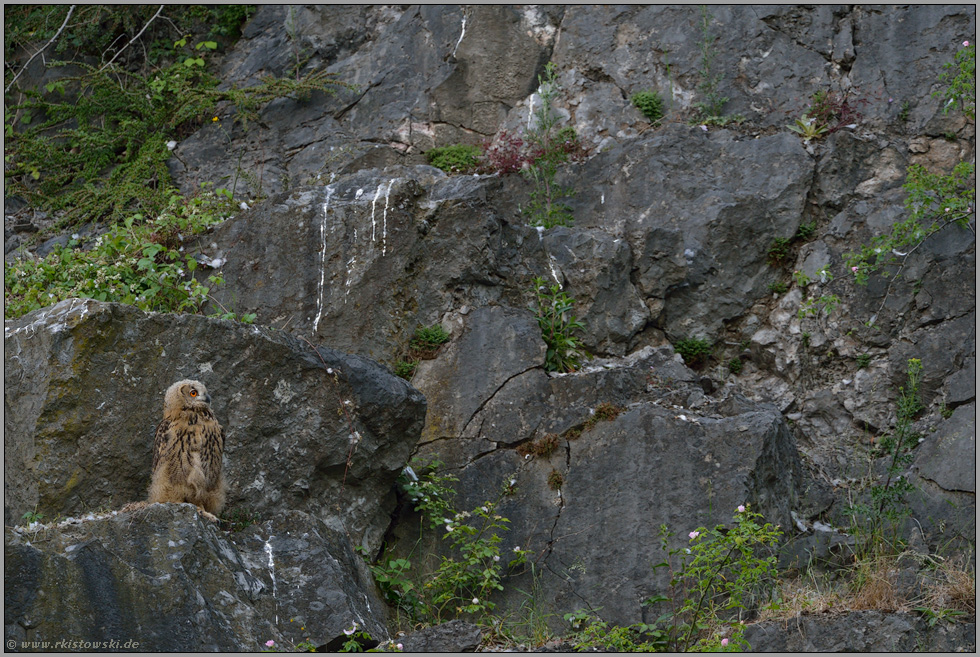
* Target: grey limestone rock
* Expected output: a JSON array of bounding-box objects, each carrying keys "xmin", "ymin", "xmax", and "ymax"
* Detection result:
[
  {"xmin": 3, "ymin": 298, "xmax": 425, "ymax": 552},
  {"xmin": 4, "ymin": 504, "xmax": 388, "ymax": 652}
]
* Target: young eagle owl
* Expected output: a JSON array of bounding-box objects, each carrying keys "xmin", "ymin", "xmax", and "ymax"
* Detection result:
[{"xmin": 147, "ymin": 379, "xmax": 227, "ymax": 520}]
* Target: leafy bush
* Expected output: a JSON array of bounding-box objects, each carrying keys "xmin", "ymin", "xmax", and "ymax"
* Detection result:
[
  {"xmin": 4, "ymin": 186, "xmax": 242, "ymax": 320},
  {"xmin": 845, "ymin": 161, "xmax": 975, "ymax": 287},
  {"xmin": 844, "ymin": 358, "xmax": 924, "ymax": 557},
  {"xmin": 642, "ymin": 506, "xmax": 781, "ymax": 651},
  {"xmin": 368, "ymin": 461, "xmax": 529, "ymax": 623},
  {"xmin": 631, "ymin": 90, "xmax": 664, "ymax": 124},
  {"xmin": 530, "ymin": 276, "xmax": 586, "ymax": 372},
  {"xmin": 728, "ymin": 357, "xmax": 743, "ymax": 375},
  {"xmin": 425, "ymin": 144, "xmax": 482, "ymax": 173},
  {"xmin": 521, "ymin": 62, "xmax": 580, "ymax": 228},
  {"xmin": 674, "ymin": 337, "xmax": 712, "ymax": 367},
  {"xmin": 934, "ymin": 42, "xmax": 975, "ymax": 119},
  {"xmin": 566, "ymin": 507, "xmax": 780, "ymax": 652},
  {"xmin": 5, "ymin": 30, "xmax": 349, "ymax": 229}
]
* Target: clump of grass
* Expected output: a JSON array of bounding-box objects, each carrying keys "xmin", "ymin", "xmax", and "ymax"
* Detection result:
[
  {"xmin": 547, "ymin": 470, "xmax": 564, "ymax": 490},
  {"xmin": 517, "ymin": 433, "xmax": 561, "ymax": 459},
  {"xmin": 425, "ymin": 144, "xmax": 483, "ymax": 174}
]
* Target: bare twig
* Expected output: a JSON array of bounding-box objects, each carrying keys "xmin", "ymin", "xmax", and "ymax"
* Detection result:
[
  {"xmin": 98, "ymin": 4, "xmax": 164, "ymax": 73},
  {"xmin": 5, "ymin": 5, "xmax": 76, "ymax": 94}
]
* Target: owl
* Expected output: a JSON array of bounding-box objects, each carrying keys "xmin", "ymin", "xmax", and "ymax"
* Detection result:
[{"xmin": 146, "ymin": 379, "xmax": 227, "ymax": 520}]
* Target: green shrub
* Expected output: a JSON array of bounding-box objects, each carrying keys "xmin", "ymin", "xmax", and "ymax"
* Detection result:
[
  {"xmin": 767, "ymin": 237, "xmax": 791, "ymax": 265},
  {"xmin": 728, "ymin": 357, "xmax": 743, "ymax": 375},
  {"xmin": 523, "ymin": 62, "xmax": 578, "ymax": 228},
  {"xmin": 530, "ymin": 276, "xmax": 586, "ymax": 372},
  {"xmin": 4, "ymin": 186, "xmax": 238, "ymax": 320},
  {"xmin": 674, "ymin": 337, "xmax": 712, "ymax": 367},
  {"xmin": 367, "ymin": 461, "xmax": 530, "ymax": 623},
  {"xmin": 5, "ymin": 31, "xmax": 349, "ymax": 230},
  {"xmin": 425, "ymin": 144, "xmax": 482, "ymax": 173},
  {"xmin": 631, "ymin": 90, "xmax": 664, "ymax": 124},
  {"xmin": 795, "ymin": 221, "xmax": 816, "ymax": 240},
  {"xmin": 768, "ymin": 281, "xmax": 788, "ymax": 294},
  {"xmin": 409, "ymin": 324, "xmax": 450, "ymax": 352},
  {"xmin": 394, "ymin": 360, "xmax": 418, "ymax": 380},
  {"xmin": 934, "ymin": 42, "xmax": 975, "ymax": 119}
]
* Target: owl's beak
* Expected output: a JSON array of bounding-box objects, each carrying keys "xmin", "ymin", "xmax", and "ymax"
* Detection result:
[{"xmin": 205, "ymin": 393, "xmax": 212, "ymax": 405}]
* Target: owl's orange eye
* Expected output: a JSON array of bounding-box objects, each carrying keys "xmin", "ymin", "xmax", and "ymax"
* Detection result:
[{"xmin": 190, "ymin": 389, "xmax": 198, "ymax": 397}]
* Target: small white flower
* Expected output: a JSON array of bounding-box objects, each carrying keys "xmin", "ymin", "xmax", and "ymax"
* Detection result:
[
  {"xmin": 513, "ymin": 546, "xmax": 521, "ymax": 552},
  {"xmin": 240, "ymin": 201, "xmax": 249, "ymax": 211},
  {"xmin": 700, "ymin": 125, "xmax": 708, "ymax": 132},
  {"xmin": 396, "ymin": 644, "xmax": 403, "ymax": 650},
  {"xmin": 166, "ymin": 140, "xmax": 178, "ymax": 151},
  {"xmin": 493, "ymin": 555, "xmax": 500, "ymax": 562},
  {"xmin": 472, "ymin": 598, "xmax": 479, "ymax": 604},
  {"xmin": 71, "ymin": 233, "xmax": 80, "ymax": 240}
]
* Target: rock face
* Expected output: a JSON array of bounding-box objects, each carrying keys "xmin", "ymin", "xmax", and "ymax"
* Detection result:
[
  {"xmin": 744, "ymin": 611, "xmax": 976, "ymax": 652},
  {"xmin": 402, "ymin": 342, "xmax": 803, "ymax": 628},
  {"xmin": 3, "ymin": 299, "xmax": 426, "ymax": 552},
  {"xmin": 5, "ymin": 3, "xmax": 976, "ymax": 650},
  {"xmin": 4, "ymin": 504, "xmax": 389, "ymax": 652}
]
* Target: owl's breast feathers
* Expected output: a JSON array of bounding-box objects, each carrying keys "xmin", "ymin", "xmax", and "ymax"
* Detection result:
[{"xmin": 154, "ymin": 408, "xmax": 224, "ymax": 488}]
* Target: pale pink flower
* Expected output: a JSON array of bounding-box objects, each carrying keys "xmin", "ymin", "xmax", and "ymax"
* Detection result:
[
  {"xmin": 737, "ymin": 505, "xmax": 745, "ymax": 513},
  {"xmin": 722, "ymin": 638, "xmax": 729, "ymax": 646},
  {"xmin": 265, "ymin": 640, "xmax": 275, "ymax": 647},
  {"xmin": 964, "ymin": 41, "xmax": 970, "ymax": 47},
  {"xmin": 689, "ymin": 531, "xmax": 700, "ymax": 539},
  {"xmin": 397, "ymin": 644, "xmax": 403, "ymax": 651},
  {"xmin": 851, "ymin": 266, "xmax": 859, "ymax": 272}
]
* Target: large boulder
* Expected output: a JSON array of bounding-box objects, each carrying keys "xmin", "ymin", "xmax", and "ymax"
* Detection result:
[
  {"xmin": 4, "ymin": 504, "xmax": 389, "ymax": 652},
  {"xmin": 3, "ymin": 298, "xmax": 426, "ymax": 551}
]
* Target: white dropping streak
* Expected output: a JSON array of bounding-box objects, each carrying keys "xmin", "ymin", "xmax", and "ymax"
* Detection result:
[
  {"xmin": 264, "ymin": 538, "xmax": 278, "ymax": 625},
  {"xmin": 371, "ymin": 185, "xmax": 383, "ymax": 242},
  {"xmin": 528, "ymin": 95, "xmax": 535, "ymax": 130},
  {"xmin": 313, "ymin": 186, "xmax": 336, "ymax": 334},
  {"xmin": 601, "ymin": 193, "xmax": 605, "ymax": 204},
  {"xmin": 548, "ymin": 255, "xmax": 563, "ymax": 288},
  {"xmin": 452, "ymin": 13, "xmax": 467, "ymax": 57}
]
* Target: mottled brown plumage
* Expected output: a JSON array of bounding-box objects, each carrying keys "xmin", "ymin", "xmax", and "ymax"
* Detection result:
[{"xmin": 147, "ymin": 379, "xmax": 226, "ymax": 520}]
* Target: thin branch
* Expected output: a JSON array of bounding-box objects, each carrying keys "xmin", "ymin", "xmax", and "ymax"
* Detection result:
[
  {"xmin": 5, "ymin": 5, "xmax": 76, "ymax": 94},
  {"xmin": 98, "ymin": 5, "xmax": 164, "ymax": 73}
]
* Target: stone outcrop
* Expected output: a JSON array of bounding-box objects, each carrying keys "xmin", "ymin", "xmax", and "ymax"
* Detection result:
[
  {"xmin": 3, "ymin": 299, "xmax": 426, "ymax": 552},
  {"xmin": 4, "ymin": 504, "xmax": 389, "ymax": 652}
]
